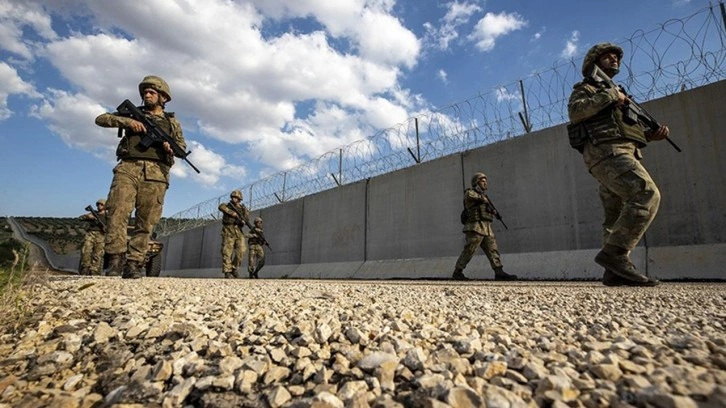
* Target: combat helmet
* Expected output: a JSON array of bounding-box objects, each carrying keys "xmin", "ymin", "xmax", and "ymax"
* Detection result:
[
  {"xmin": 230, "ymin": 190, "xmax": 243, "ymax": 200},
  {"xmin": 96, "ymin": 198, "xmax": 106, "ymax": 205},
  {"xmin": 582, "ymin": 43, "xmax": 623, "ymax": 77},
  {"xmin": 254, "ymin": 217, "xmax": 263, "ymax": 224},
  {"xmin": 471, "ymin": 172, "xmax": 487, "ymax": 187},
  {"xmin": 138, "ymin": 75, "xmax": 172, "ymax": 102}
]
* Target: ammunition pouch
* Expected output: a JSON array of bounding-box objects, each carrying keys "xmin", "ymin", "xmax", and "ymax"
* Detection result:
[
  {"xmin": 566, "ymin": 122, "xmax": 589, "ymax": 153},
  {"xmin": 466, "ymin": 204, "xmax": 493, "ymax": 223},
  {"xmin": 622, "ymin": 106, "xmax": 639, "ymax": 126},
  {"xmin": 248, "ymin": 237, "xmax": 264, "ymax": 246}
]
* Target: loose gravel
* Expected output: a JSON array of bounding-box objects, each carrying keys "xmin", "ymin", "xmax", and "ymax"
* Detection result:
[{"xmin": 0, "ymin": 276, "xmax": 724, "ymax": 407}]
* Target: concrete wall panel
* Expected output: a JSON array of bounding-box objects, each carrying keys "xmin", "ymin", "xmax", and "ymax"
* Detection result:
[
  {"xmin": 260, "ymin": 199, "xmax": 304, "ymax": 266},
  {"xmin": 301, "ymin": 181, "xmax": 367, "ymax": 263},
  {"xmin": 639, "ymin": 83, "xmax": 726, "ymax": 246},
  {"xmin": 179, "ymin": 227, "xmax": 204, "ymax": 269},
  {"xmin": 648, "ymin": 244, "xmax": 726, "ymax": 280},
  {"xmin": 163, "ymin": 233, "xmax": 184, "ymax": 271},
  {"xmin": 200, "ymin": 221, "xmax": 223, "ymax": 269},
  {"xmin": 292, "ymin": 262, "xmax": 364, "ymax": 279},
  {"xmin": 367, "ymin": 154, "xmax": 463, "ymax": 260}
]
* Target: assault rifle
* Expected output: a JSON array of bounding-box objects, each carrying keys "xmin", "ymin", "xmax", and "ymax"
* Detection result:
[
  {"xmin": 482, "ymin": 192, "xmax": 508, "ymax": 230},
  {"xmin": 84, "ymin": 205, "xmax": 106, "ymax": 233},
  {"xmin": 116, "ymin": 99, "xmax": 201, "ymax": 173},
  {"xmin": 250, "ymin": 227, "xmax": 272, "ymax": 251},
  {"xmin": 590, "ymin": 65, "xmax": 681, "ymax": 152},
  {"xmin": 227, "ymin": 203, "xmax": 272, "ymax": 251}
]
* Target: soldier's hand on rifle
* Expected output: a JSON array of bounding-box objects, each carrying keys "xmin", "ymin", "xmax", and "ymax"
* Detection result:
[
  {"xmin": 648, "ymin": 125, "xmax": 670, "ymax": 141},
  {"xmin": 162, "ymin": 141, "xmax": 173, "ymax": 155},
  {"xmin": 126, "ymin": 118, "xmax": 147, "ymax": 133},
  {"xmin": 615, "ymin": 90, "xmax": 629, "ymax": 107}
]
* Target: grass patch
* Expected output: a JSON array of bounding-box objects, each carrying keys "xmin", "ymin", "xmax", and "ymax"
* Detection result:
[
  {"xmin": 0, "ymin": 247, "xmax": 39, "ymax": 332},
  {"xmin": 0, "ymin": 242, "xmax": 28, "ymax": 292}
]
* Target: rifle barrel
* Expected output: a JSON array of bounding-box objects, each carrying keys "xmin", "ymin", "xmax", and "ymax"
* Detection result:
[{"xmin": 665, "ymin": 136, "xmax": 682, "ymax": 152}]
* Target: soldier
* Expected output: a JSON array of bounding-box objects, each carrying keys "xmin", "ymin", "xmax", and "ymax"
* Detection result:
[
  {"xmin": 568, "ymin": 43, "xmax": 669, "ymax": 286},
  {"xmin": 218, "ymin": 190, "xmax": 250, "ymax": 278},
  {"xmin": 247, "ymin": 217, "xmax": 266, "ymax": 279},
  {"xmin": 452, "ymin": 173, "xmax": 517, "ymax": 281},
  {"xmin": 95, "ymin": 75, "xmax": 186, "ymax": 279},
  {"xmin": 78, "ymin": 199, "xmax": 106, "ymax": 275}
]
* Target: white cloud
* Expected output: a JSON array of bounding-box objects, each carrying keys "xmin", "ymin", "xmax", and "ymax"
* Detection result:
[
  {"xmin": 495, "ymin": 86, "xmax": 519, "ymax": 102},
  {"xmin": 468, "ymin": 11, "xmax": 527, "ymax": 52},
  {"xmin": 7, "ymin": 0, "xmax": 428, "ymax": 182},
  {"xmin": 177, "ymin": 141, "xmax": 247, "ymax": 185},
  {"xmin": 247, "ymin": 0, "xmax": 419, "ymax": 68},
  {"xmin": 0, "ymin": 1, "xmax": 57, "ymax": 60},
  {"xmin": 424, "ymin": 1, "xmax": 482, "ymax": 50},
  {"xmin": 28, "ymin": 90, "xmax": 117, "ymax": 154},
  {"xmin": 0, "ymin": 62, "xmax": 40, "ymax": 120},
  {"xmin": 531, "ymin": 27, "xmax": 546, "ymax": 42},
  {"xmin": 561, "ymin": 30, "xmax": 579, "ymax": 58},
  {"xmin": 438, "ymin": 69, "xmax": 449, "ymax": 84},
  {"xmin": 357, "ymin": 10, "xmax": 420, "ymax": 69}
]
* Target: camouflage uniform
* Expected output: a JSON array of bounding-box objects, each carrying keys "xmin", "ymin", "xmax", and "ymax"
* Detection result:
[
  {"xmin": 219, "ymin": 192, "xmax": 249, "ymax": 278},
  {"xmin": 95, "ymin": 76, "xmax": 186, "ymax": 279},
  {"xmin": 568, "ymin": 43, "xmax": 664, "ymax": 286},
  {"xmin": 247, "ymin": 218, "xmax": 266, "ymax": 279},
  {"xmin": 79, "ymin": 200, "xmax": 106, "ymax": 275},
  {"xmin": 452, "ymin": 173, "xmax": 516, "ymax": 281}
]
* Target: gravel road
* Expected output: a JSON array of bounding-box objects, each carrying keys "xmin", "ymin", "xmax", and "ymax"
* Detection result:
[{"xmin": 0, "ymin": 276, "xmax": 724, "ymax": 407}]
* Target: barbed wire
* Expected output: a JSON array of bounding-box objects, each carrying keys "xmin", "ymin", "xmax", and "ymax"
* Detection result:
[{"xmin": 157, "ymin": 3, "xmax": 726, "ymax": 236}]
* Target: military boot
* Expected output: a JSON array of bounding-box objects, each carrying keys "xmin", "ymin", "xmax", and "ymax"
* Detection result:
[
  {"xmin": 602, "ymin": 269, "xmax": 627, "ymax": 286},
  {"xmin": 79, "ymin": 266, "xmax": 91, "ymax": 276},
  {"xmin": 494, "ymin": 267, "xmax": 517, "ymax": 281},
  {"xmin": 231, "ymin": 269, "xmax": 239, "ymax": 279},
  {"xmin": 122, "ymin": 260, "xmax": 143, "ymax": 280},
  {"xmin": 105, "ymin": 254, "xmax": 125, "ymax": 277},
  {"xmin": 602, "ymin": 269, "xmax": 659, "ymax": 287},
  {"xmin": 452, "ymin": 268, "xmax": 470, "ymax": 281},
  {"xmin": 595, "ymin": 245, "xmax": 653, "ymax": 285}
]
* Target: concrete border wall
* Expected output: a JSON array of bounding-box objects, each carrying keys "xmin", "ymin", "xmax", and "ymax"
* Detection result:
[{"xmin": 159, "ymin": 81, "xmax": 726, "ymax": 280}]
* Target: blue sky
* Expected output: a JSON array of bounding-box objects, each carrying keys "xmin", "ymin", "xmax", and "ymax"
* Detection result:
[{"xmin": 0, "ymin": 0, "xmax": 710, "ymax": 217}]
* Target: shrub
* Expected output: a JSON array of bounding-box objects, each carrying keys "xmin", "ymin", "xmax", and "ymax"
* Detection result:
[{"xmin": 0, "ymin": 238, "xmax": 26, "ymax": 269}]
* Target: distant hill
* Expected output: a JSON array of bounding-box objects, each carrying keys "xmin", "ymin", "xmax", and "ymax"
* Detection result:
[
  {"xmin": 9, "ymin": 216, "xmax": 185, "ymax": 256},
  {"xmin": 13, "ymin": 217, "xmax": 86, "ymax": 254}
]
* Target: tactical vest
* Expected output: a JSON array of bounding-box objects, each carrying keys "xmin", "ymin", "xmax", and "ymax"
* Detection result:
[
  {"xmin": 116, "ymin": 112, "xmax": 175, "ymax": 162},
  {"xmin": 83, "ymin": 213, "xmax": 106, "ymax": 232},
  {"xmin": 578, "ymin": 82, "xmax": 647, "ymax": 147},
  {"xmin": 248, "ymin": 229, "xmax": 265, "ymax": 245},
  {"xmin": 464, "ymin": 189, "xmax": 494, "ymax": 223},
  {"xmin": 221, "ymin": 202, "xmax": 245, "ymax": 225}
]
